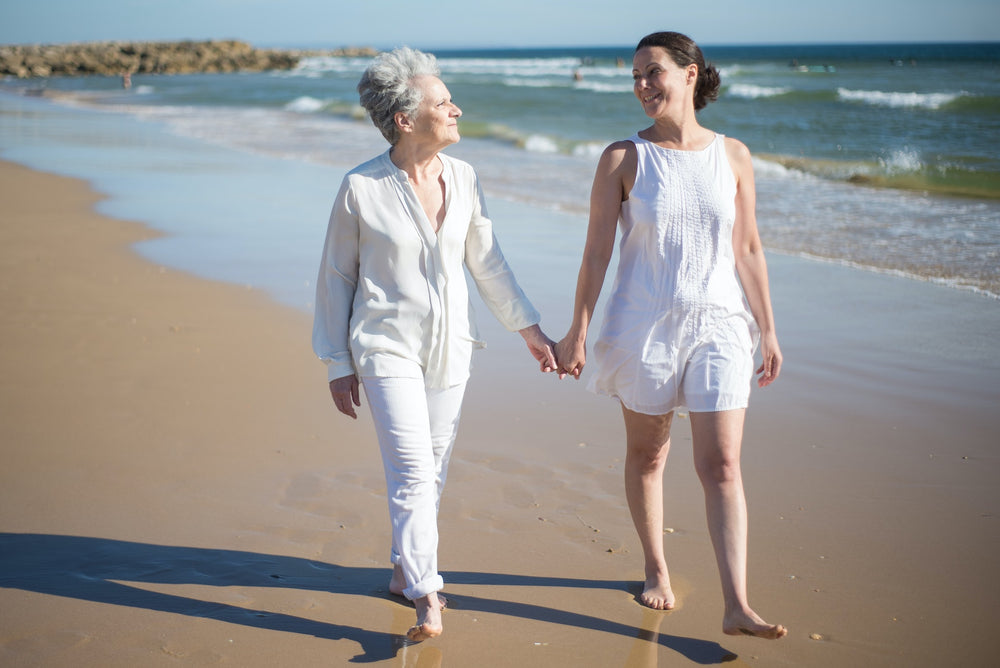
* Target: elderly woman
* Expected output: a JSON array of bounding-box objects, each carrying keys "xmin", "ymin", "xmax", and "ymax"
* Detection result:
[
  {"xmin": 556, "ymin": 32, "xmax": 786, "ymax": 639},
  {"xmin": 312, "ymin": 47, "xmax": 556, "ymax": 642}
]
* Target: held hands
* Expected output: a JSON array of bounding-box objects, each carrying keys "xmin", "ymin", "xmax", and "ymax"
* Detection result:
[
  {"xmin": 329, "ymin": 374, "xmax": 361, "ymax": 419},
  {"xmin": 330, "ymin": 324, "xmax": 571, "ymax": 416},
  {"xmin": 554, "ymin": 333, "xmax": 586, "ymax": 380},
  {"xmin": 519, "ymin": 324, "xmax": 559, "ymax": 374}
]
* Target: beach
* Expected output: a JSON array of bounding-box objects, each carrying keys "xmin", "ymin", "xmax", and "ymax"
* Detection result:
[{"xmin": 1, "ymin": 156, "xmax": 998, "ymax": 667}]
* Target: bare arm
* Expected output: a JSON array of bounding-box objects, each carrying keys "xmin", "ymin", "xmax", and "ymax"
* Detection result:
[
  {"xmin": 727, "ymin": 138, "xmax": 782, "ymax": 387},
  {"xmin": 555, "ymin": 141, "xmax": 635, "ymax": 379}
]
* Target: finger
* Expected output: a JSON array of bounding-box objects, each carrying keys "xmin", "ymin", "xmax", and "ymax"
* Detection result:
[
  {"xmin": 542, "ymin": 349, "xmax": 557, "ymax": 372},
  {"xmin": 351, "ymin": 382, "xmax": 361, "ymax": 406}
]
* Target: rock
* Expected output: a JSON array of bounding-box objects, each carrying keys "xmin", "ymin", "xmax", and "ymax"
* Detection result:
[{"xmin": 0, "ymin": 40, "xmax": 377, "ymax": 79}]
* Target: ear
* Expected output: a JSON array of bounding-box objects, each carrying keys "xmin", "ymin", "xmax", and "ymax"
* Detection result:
[
  {"xmin": 685, "ymin": 63, "xmax": 699, "ymax": 85},
  {"xmin": 394, "ymin": 111, "xmax": 413, "ymax": 134}
]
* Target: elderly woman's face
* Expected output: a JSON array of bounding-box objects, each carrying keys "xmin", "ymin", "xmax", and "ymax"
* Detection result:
[{"xmin": 404, "ymin": 75, "xmax": 462, "ymax": 147}]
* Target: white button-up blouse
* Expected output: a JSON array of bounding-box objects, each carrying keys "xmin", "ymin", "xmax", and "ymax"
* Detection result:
[{"xmin": 312, "ymin": 150, "xmax": 540, "ymax": 388}]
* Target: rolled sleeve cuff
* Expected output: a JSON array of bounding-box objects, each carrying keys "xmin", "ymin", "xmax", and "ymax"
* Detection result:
[{"xmin": 325, "ymin": 353, "xmax": 356, "ymax": 382}]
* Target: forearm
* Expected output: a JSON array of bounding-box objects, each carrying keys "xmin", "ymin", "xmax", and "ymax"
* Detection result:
[
  {"xmin": 736, "ymin": 249, "xmax": 776, "ymax": 335},
  {"xmin": 568, "ymin": 252, "xmax": 611, "ymax": 340}
]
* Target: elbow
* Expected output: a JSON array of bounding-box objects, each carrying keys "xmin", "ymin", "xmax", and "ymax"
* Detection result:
[
  {"xmin": 582, "ymin": 247, "xmax": 613, "ymax": 275},
  {"xmin": 735, "ymin": 241, "xmax": 765, "ymax": 267}
]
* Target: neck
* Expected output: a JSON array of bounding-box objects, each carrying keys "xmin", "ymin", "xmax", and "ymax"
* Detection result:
[
  {"xmin": 390, "ymin": 140, "xmax": 444, "ymax": 183},
  {"xmin": 643, "ymin": 113, "xmax": 708, "ymax": 149}
]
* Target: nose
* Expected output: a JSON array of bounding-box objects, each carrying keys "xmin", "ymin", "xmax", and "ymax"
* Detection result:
[{"xmin": 451, "ymin": 103, "xmax": 462, "ymax": 118}]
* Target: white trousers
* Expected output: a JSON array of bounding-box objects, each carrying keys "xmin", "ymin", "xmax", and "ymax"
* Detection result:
[{"xmin": 361, "ymin": 375, "xmax": 466, "ymax": 600}]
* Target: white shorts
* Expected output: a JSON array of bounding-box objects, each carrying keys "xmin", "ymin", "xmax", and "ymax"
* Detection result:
[
  {"xmin": 679, "ymin": 320, "xmax": 755, "ymax": 413},
  {"xmin": 590, "ymin": 315, "xmax": 756, "ymax": 415}
]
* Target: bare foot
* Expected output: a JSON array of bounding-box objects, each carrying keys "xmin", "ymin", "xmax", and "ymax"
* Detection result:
[
  {"xmin": 406, "ymin": 594, "xmax": 443, "ymax": 642},
  {"xmin": 389, "ymin": 565, "xmax": 447, "ymax": 608},
  {"xmin": 638, "ymin": 574, "xmax": 675, "ymax": 610},
  {"xmin": 723, "ymin": 609, "xmax": 787, "ymax": 639}
]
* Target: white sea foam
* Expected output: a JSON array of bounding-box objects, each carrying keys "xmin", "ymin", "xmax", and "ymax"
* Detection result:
[
  {"xmin": 291, "ymin": 56, "xmax": 371, "ymax": 75},
  {"xmin": 571, "ymin": 142, "xmax": 608, "ymax": 159},
  {"xmin": 523, "ymin": 134, "xmax": 560, "ymax": 153},
  {"xmin": 285, "ymin": 96, "xmax": 325, "ymax": 113},
  {"xmin": 501, "ymin": 77, "xmax": 565, "ymax": 89},
  {"xmin": 574, "ymin": 79, "xmax": 633, "ymax": 94},
  {"xmin": 726, "ymin": 84, "xmax": 791, "ymax": 99},
  {"xmin": 438, "ymin": 57, "xmax": 582, "ymax": 77},
  {"xmin": 837, "ymin": 88, "xmax": 963, "ymax": 109},
  {"xmin": 752, "ymin": 156, "xmax": 814, "ymax": 180},
  {"xmin": 880, "ymin": 148, "xmax": 924, "ymax": 174}
]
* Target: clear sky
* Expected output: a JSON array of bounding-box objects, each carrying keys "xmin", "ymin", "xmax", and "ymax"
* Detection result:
[{"xmin": 3, "ymin": 0, "xmax": 998, "ymax": 48}]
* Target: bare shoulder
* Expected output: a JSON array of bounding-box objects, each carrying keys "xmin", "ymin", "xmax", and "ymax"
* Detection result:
[
  {"xmin": 597, "ymin": 140, "xmax": 637, "ymax": 176},
  {"xmin": 592, "ymin": 140, "xmax": 638, "ymax": 201},
  {"xmin": 602, "ymin": 139, "xmax": 636, "ymax": 162},
  {"xmin": 723, "ymin": 136, "xmax": 753, "ymax": 168}
]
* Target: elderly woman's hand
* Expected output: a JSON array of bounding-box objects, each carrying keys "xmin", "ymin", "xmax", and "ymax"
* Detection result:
[
  {"xmin": 329, "ymin": 374, "xmax": 361, "ymax": 419},
  {"xmin": 519, "ymin": 324, "xmax": 559, "ymax": 375}
]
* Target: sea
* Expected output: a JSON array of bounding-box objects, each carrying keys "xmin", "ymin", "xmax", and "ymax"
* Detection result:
[{"xmin": 1, "ymin": 41, "xmax": 999, "ymax": 306}]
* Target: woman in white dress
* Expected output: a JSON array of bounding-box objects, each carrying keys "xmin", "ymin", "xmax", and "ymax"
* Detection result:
[
  {"xmin": 555, "ymin": 32, "xmax": 786, "ymax": 639},
  {"xmin": 313, "ymin": 47, "xmax": 557, "ymax": 642}
]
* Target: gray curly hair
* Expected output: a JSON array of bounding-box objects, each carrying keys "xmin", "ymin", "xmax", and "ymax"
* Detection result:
[{"xmin": 357, "ymin": 47, "xmax": 441, "ymax": 145}]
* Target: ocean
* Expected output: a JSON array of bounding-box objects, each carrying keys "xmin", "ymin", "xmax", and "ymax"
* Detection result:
[{"xmin": 1, "ymin": 42, "xmax": 998, "ymax": 302}]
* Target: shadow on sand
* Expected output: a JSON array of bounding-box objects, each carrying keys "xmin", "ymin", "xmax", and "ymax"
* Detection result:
[{"xmin": 0, "ymin": 533, "xmax": 736, "ymax": 664}]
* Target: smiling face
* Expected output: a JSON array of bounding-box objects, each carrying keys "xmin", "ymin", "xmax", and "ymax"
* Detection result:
[
  {"xmin": 632, "ymin": 46, "xmax": 697, "ymax": 119},
  {"xmin": 401, "ymin": 75, "xmax": 462, "ymax": 148}
]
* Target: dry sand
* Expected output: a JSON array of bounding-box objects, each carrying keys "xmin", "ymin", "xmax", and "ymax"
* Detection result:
[{"xmin": 1, "ymin": 159, "xmax": 998, "ymax": 667}]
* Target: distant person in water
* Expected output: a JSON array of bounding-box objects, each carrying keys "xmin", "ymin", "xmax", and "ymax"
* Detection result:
[
  {"xmin": 312, "ymin": 47, "xmax": 557, "ymax": 642},
  {"xmin": 555, "ymin": 31, "xmax": 786, "ymax": 639}
]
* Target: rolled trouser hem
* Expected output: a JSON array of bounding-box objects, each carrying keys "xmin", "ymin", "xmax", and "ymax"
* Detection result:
[{"xmin": 403, "ymin": 574, "xmax": 444, "ymax": 601}]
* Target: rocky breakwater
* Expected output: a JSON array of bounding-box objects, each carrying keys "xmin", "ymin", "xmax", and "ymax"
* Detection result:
[{"xmin": 0, "ymin": 40, "xmax": 376, "ymax": 78}]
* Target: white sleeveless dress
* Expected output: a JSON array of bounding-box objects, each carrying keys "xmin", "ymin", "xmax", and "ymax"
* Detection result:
[{"xmin": 588, "ymin": 133, "xmax": 760, "ymax": 415}]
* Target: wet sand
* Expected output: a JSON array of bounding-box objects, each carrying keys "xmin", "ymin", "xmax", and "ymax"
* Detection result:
[{"xmin": 1, "ymin": 159, "xmax": 998, "ymax": 667}]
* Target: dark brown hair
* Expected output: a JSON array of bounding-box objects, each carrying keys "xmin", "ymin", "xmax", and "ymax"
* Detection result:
[{"xmin": 635, "ymin": 32, "xmax": 721, "ymax": 110}]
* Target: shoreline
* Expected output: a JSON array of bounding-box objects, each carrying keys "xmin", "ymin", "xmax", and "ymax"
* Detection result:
[
  {"xmin": 1, "ymin": 158, "xmax": 999, "ymax": 666},
  {"xmin": 2, "ymin": 79, "xmax": 997, "ymax": 297}
]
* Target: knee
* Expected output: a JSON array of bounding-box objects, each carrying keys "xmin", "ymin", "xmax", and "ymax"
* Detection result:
[
  {"xmin": 387, "ymin": 464, "xmax": 437, "ymax": 499},
  {"xmin": 695, "ymin": 454, "xmax": 741, "ymax": 487},
  {"xmin": 627, "ymin": 441, "xmax": 669, "ymax": 475}
]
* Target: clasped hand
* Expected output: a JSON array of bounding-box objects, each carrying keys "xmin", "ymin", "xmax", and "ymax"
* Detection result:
[{"xmin": 328, "ymin": 324, "xmax": 567, "ymax": 419}]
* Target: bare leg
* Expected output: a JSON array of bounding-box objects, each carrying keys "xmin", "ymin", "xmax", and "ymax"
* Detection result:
[
  {"xmin": 390, "ymin": 564, "xmax": 446, "ymax": 608},
  {"xmin": 690, "ymin": 409, "xmax": 786, "ymax": 639},
  {"xmin": 407, "ymin": 593, "xmax": 444, "ymax": 642},
  {"xmin": 622, "ymin": 406, "xmax": 675, "ymax": 610},
  {"xmin": 390, "ymin": 563, "xmax": 407, "ymax": 596}
]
